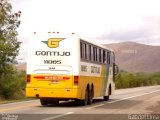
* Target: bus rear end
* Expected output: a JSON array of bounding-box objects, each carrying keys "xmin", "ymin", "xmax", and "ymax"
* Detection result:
[{"xmin": 26, "ymin": 32, "xmax": 80, "ymax": 105}]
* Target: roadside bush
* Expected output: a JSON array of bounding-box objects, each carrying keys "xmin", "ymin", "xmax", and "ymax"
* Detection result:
[
  {"xmin": 115, "ymin": 71, "xmax": 160, "ymax": 89},
  {"xmin": 0, "ymin": 65, "xmax": 26, "ymax": 99}
]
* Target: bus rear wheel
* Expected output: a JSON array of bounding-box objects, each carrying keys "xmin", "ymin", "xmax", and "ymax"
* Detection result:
[
  {"xmin": 51, "ymin": 100, "xmax": 59, "ymax": 105},
  {"xmin": 104, "ymin": 86, "xmax": 111, "ymax": 101},
  {"xmin": 103, "ymin": 96, "xmax": 109, "ymax": 100},
  {"xmin": 88, "ymin": 86, "xmax": 93, "ymax": 105},
  {"xmin": 40, "ymin": 99, "xmax": 48, "ymax": 106},
  {"xmin": 79, "ymin": 88, "xmax": 89, "ymax": 106}
]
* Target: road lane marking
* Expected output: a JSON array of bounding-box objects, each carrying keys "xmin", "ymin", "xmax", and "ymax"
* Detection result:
[
  {"xmin": 42, "ymin": 112, "xmax": 74, "ymax": 120},
  {"xmin": 1, "ymin": 87, "xmax": 160, "ymax": 113},
  {"xmin": 0, "ymin": 103, "xmax": 39, "ymax": 112},
  {"xmin": 108, "ymin": 89, "xmax": 160, "ymax": 104},
  {"xmin": 0, "ymin": 99, "xmax": 38, "ymax": 107},
  {"xmin": 65, "ymin": 112, "xmax": 74, "ymax": 114},
  {"xmin": 85, "ymin": 89, "xmax": 160, "ymax": 109},
  {"xmin": 86, "ymin": 104, "xmax": 104, "ymax": 109}
]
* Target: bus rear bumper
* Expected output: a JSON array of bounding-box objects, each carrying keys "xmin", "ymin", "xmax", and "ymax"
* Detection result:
[{"xmin": 26, "ymin": 87, "xmax": 80, "ymax": 99}]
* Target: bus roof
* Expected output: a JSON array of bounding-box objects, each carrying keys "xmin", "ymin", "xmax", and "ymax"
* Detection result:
[
  {"xmin": 80, "ymin": 39, "xmax": 114, "ymax": 52},
  {"xmin": 31, "ymin": 31, "xmax": 114, "ymax": 52}
]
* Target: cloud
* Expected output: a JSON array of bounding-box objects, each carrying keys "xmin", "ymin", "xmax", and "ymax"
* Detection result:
[
  {"xmin": 95, "ymin": 16, "xmax": 160, "ymax": 45},
  {"xmin": 12, "ymin": 0, "xmax": 160, "ymax": 62},
  {"xmin": 99, "ymin": 29, "xmax": 151, "ymax": 41}
]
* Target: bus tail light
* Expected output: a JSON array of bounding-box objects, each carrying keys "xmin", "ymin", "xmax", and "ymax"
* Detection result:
[
  {"xmin": 74, "ymin": 76, "xmax": 79, "ymax": 85},
  {"xmin": 34, "ymin": 76, "xmax": 70, "ymax": 81},
  {"xmin": 63, "ymin": 77, "xmax": 70, "ymax": 80},
  {"xmin": 27, "ymin": 75, "xmax": 31, "ymax": 83},
  {"xmin": 34, "ymin": 76, "xmax": 45, "ymax": 79}
]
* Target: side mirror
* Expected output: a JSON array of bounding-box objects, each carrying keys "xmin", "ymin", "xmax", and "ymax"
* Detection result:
[{"xmin": 114, "ymin": 64, "xmax": 119, "ymax": 75}]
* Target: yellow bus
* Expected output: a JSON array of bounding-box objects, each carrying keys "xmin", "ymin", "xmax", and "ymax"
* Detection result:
[{"xmin": 26, "ymin": 32, "xmax": 118, "ymax": 105}]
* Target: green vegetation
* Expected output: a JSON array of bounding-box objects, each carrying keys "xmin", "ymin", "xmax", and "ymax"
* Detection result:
[
  {"xmin": 0, "ymin": 0, "xmax": 23, "ymax": 101},
  {"xmin": 0, "ymin": 0, "xmax": 21, "ymax": 68},
  {"xmin": 115, "ymin": 71, "xmax": 160, "ymax": 89},
  {"xmin": 0, "ymin": 66, "xmax": 26, "ymax": 99}
]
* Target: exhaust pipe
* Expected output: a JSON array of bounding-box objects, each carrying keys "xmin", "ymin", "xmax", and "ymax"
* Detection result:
[{"xmin": 36, "ymin": 94, "xmax": 39, "ymax": 98}]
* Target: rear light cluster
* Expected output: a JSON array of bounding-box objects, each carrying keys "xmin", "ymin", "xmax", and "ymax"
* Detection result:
[
  {"xmin": 74, "ymin": 76, "xmax": 79, "ymax": 85},
  {"xmin": 33, "ymin": 76, "xmax": 70, "ymax": 80},
  {"xmin": 27, "ymin": 75, "xmax": 78, "ymax": 85},
  {"xmin": 26, "ymin": 75, "xmax": 31, "ymax": 83}
]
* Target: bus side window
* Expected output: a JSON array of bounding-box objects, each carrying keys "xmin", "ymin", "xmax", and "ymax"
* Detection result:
[
  {"xmin": 101, "ymin": 49, "xmax": 103, "ymax": 63},
  {"xmin": 86, "ymin": 44, "xmax": 89, "ymax": 60},
  {"xmin": 84, "ymin": 43, "xmax": 87, "ymax": 60},
  {"xmin": 95, "ymin": 47, "xmax": 98, "ymax": 62},
  {"xmin": 93, "ymin": 46, "xmax": 96, "ymax": 62},
  {"xmin": 80, "ymin": 42, "xmax": 83, "ymax": 59},
  {"xmin": 91, "ymin": 45, "xmax": 94, "ymax": 61},
  {"xmin": 103, "ymin": 50, "xmax": 107, "ymax": 64},
  {"xmin": 96, "ymin": 48, "xmax": 99, "ymax": 63},
  {"xmin": 110, "ymin": 52, "xmax": 115, "ymax": 64},
  {"xmin": 98, "ymin": 49, "xmax": 102, "ymax": 63},
  {"xmin": 107, "ymin": 51, "xmax": 110, "ymax": 64},
  {"xmin": 80, "ymin": 42, "xmax": 87, "ymax": 60},
  {"xmin": 88, "ymin": 44, "xmax": 91, "ymax": 61}
]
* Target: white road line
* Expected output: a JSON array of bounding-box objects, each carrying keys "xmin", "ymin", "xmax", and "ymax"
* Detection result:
[
  {"xmin": 65, "ymin": 112, "xmax": 74, "ymax": 114},
  {"xmin": 86, "ymin": 104, "xmax": 104, "ymax": 109},
  {"xmin": 108, "ymin": 89, "xmax": 160, "ymax": 104},
  {"xmin": 0, "ymin": 99, "xmax": 38, "ymax": 107},
  {"xmin": 42, "ymin": 112, "xmax": 74, "ymax": 120},
  {"xmin": 85, "ymin": 89, "xmax": 160, "ymax": 109}
]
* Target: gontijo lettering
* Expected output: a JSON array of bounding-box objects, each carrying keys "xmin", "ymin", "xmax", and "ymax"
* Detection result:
[{"xmin": 35, "ymin": 51, "xmax": 70, "ymax": 56}]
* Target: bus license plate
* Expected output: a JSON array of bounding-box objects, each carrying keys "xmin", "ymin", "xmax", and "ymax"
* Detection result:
[{"xmin": 52, "ymin": 80, "xmax": 59, "ymax": 84}]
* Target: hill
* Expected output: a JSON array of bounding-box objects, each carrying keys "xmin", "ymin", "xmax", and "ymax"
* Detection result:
[{"xmin": 104, "ymin": 42, "xmax": 160, "ymax": 73}]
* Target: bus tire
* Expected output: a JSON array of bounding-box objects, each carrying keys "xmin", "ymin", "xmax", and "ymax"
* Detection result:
[
  {"xmin": 103, "ymin": 96, "xmax": 109, "ymax": 101},
  {"xmin": 104, "ymin": 85, "xmax": 111, "ymax": 101},
  {"xmin": 88, "ymin": 86, "xmax": 93, "ymax": 105},
  {"xmin": 80, "ymin": 88, "xmax": 89, "ymax": 106},
  {"xmin": 51, "ymin": 100, "xmax": 59, "ymax": 105},
  {"xmin": 40, "ymin": 99, "xmax": 48, "ymax": 106}
]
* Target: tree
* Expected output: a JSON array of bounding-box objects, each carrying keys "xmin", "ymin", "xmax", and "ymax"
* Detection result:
[
  {"xmin": 0, "ymin": 0, "xmax": 21, "ymax": 78},
  {"xmin": 0, "ymin": 0, "xmax": 22, "ymax": 99}
]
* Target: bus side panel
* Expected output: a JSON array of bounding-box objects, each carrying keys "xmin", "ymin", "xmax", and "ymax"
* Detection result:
[
  {"xmin": 104, "ymin": 65, "xmax": 115, "ymax": 96},
  {"xmin": 78, "ymin": 76, "xmax": 104, "ymax": 99},
  {"xmin": 78, "ymin": 62, "xmax": 111, "ymax": 98}
]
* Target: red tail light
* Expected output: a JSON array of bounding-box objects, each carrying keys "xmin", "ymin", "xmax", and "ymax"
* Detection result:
[
  {"xmin": 27, "ymin": 75, "xmax": 31, "ymax": 83},
  {"xmin": 63, "ymin": 77, "xmax": 70, "ymax": 80},
  {"xmin": 34, "ymin": 76, "xmax": 45, "ymax": 79},
  {"xmin": 74, "ymin": 76, "xmax": 79, "ymax": 85}
]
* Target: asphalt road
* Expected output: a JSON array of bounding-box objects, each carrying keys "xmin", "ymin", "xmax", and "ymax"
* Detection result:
[{"xmin": 0, "ymin": 85, "xmax": 160, "ymax": 120}]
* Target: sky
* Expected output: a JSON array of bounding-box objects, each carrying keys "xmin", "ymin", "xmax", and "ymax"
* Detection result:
[{"xmin": 11, "ymin": 0, "xmax": 160, "ymax": 62}]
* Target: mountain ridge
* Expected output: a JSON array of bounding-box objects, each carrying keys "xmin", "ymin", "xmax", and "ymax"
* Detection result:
[{"xmin": 104, "ymin": 41, "xmax": 160, "ymax": 73}]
